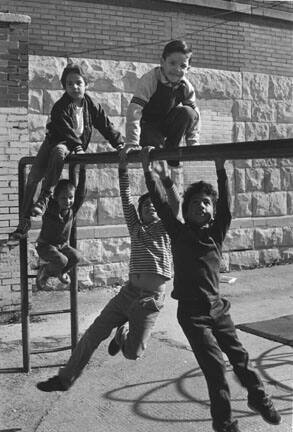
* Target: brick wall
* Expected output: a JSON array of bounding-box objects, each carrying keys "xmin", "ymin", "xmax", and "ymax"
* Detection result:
[
  {"xmin": 3, "ymin": 0, "xmax": 293, "ymax": 76},
  {"xmin": 0, "ymin": 13, "xmax": 30, "ymax": 316}
]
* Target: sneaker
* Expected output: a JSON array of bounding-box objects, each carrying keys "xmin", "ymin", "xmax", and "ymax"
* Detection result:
[
  {"xmin": 167, "ymin": 159, "xmax": 180, "ymax": 168},
  {"xmin": 58, "ymin": 273, "xmax": 71, "ymax": 285},
  {"xmin": 248, "ymin": 395, "xmax": 281, "ymax": 425},
  {"xmin": 7, "ymin": 217, "xmax": 31, "ymax": 244},
  {"xmin": 31, "ymin": 191, "xmax": 51, "ymax": 217},
  {"xmin": 108, "ymin": 324, "xmax": 128, "ymax": 356},
  {"xmin": 36, "ymin": 375, "xmax": 69, "ymax": 392},
  {"xmin": 36, "ymin": 265, "xmax": 49, "ymax": 290},
  {"xmin": 214, "ymin": 420, "xmax": 241, "ymax": 432}
]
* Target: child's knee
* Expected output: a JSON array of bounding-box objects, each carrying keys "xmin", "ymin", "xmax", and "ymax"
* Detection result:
[
  {"xmin": 55, "ymin": 255, "xmax": 69, "ymax": 271},
  {"xmin": 181, "ymin": 105, "xmax": 197, "ymax": 122},
  {"xmin": 51, "ymin": 145, "xmax": 68, "ymax": 162}
]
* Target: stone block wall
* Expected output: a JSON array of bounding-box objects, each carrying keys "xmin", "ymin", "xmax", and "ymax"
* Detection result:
[{"xmin": 23, "ymin": 56, "xmax": 293, "ymax": 287}]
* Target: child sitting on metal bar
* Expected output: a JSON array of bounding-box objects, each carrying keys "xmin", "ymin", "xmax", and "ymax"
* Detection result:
[
  {"xmin": 35, "ymin": 164, "xmax": 86, "ymax": 290},
  {"xmin": 142, "ymin": 147, "xmax": 281, "ymax": 432},
  {"xmin": 122, "ymin": 39, "xmax": 200, "ymax": 166},
  {"xmin": 36, "ymin": 150, "xmax": 180, "ymax": 392},
  {"xmin": 8, "ymin": 63, "xmax": 125, "ymax": 243}
]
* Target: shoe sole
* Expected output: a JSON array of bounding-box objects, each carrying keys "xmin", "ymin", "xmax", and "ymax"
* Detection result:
[
  {"xmin": 108, "ymin": 338, "xmax": 121, "ymax": 356},
  {"xmin": 247, "ymin": 403, "xmax": 282, "ymax": 425}
]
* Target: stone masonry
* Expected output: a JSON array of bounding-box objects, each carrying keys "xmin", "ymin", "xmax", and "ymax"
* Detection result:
[
  {"xmin": 1, "ymin": 52, "xmax": 293, "ymax": 317},
  {"xmin": 25, "ymin": 56, "xmax": 293, "ymax": 287}
]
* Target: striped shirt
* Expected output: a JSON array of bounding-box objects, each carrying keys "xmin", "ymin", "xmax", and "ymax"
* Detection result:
[{"xmin": 119, "ymin": 168, "xmax": 176, "ymax": 279}]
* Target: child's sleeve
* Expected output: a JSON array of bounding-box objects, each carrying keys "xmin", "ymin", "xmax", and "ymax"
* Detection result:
[
  {"xmin": 144, "ymin": 171, "xmax": 181, "ymax": 236},
  {"xmin": 182, "ymin": 80, "xmax": 201, "ymax": 146},
  {"xmin": 119, "ymin": 167, "xmax": 140, "ymax": 234},
  {"xmin": 161, "ymin": 177, "xmax": 181, "ymax": 218},
  {"xmin": 126, "ymin": 69, "xmax": 158, "ymax": 146},
  {"xmin": 91, "ymin": 103, "xmax": 124, "ymax": 150},
  {"xmin": 49, "ymin": 104, "xmax": 84, "ymax": 152},
  {"xmin": 73, "ymin": 166, "xmax": 86, "ymax": 213},
  {"xmin": 211, "ymin": 168, "xmax": 232, "ymax": 244}
]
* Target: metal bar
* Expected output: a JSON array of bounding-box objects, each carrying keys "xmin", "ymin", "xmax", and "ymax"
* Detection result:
[
  {"xmin": 69, "ymin": 163, "xmax": 79, "ymax": 351},
  {"xmin": 30, "ymin": 309, "xmax": 71, "ymax": 317},
  {"xmin": 18, "ymin": 138, "xmax": 293, "ymax": 167},
  {"xmin": 18, "ymin": 162, "xmax": 30, "ymax": 372}
]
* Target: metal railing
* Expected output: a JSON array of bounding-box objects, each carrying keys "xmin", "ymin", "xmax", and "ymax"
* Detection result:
[{"xmin": 18, "ymin": 138, "xmax": 293, "ymax": 371}]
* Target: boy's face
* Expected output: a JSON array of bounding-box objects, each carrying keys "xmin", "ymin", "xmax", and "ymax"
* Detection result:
[
  {"xmin": 160, "ymin": 52, "xmax": 191, "ymax": 84},
  {"xmin": 65, "ymin": 72, "xmax": 87, "ymax": 104},
  {"xmin": 140, "ymin": 197, "xmax": 159, "ymax": 224},
  {"xmin": 186, "ymin": 192, "xmax": 214, "ymax": 226},
  {"xmin": 56, "ymin": 187, "xmax": 75, "ymax": 211}
]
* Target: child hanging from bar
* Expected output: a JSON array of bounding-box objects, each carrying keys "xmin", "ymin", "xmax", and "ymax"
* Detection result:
[
  {"xmin": 8, "ymin": 63, "xmax": 124, "ymax": 243},
  {"xmin": 122, "ymin": 39, "xmax": 200, "ymax": 166},
  {"xmin": 142, "ymin": 147, "xmax": 281, "ymax": 432},
  {"xmin": 36, "ymin": 152, "xmax": 180, "ymax": 392},
  {"xmin": 35, "ymin": 164, "xmax": 86, "ymax": 289}
]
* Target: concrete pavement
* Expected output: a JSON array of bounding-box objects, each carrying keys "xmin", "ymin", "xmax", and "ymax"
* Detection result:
[{"xmin": 1, "ymin": 265, "xmax": 293, "ymax": 432}]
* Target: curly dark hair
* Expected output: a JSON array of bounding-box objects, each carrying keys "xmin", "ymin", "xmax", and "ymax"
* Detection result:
[
  {"xmin": 60, "ymin": 63, "xmax": 87, "ymax": 89},
  {"xmin": 162, "ymin": 40, "xmax": 192, "ymax": 60},
  {"xmin": 182, "ymin": 181, "xmax": 218, "ymax": 222},
  {"xmin": 138, "ymin": 193, "xmax": 151, "ymax": 220}
]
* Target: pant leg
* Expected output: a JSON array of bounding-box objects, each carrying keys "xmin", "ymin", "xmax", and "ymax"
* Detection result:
[
  {"xmin": 36, "ymin": 243, "xmax": 68, "ymax": 276},
  {"xmin": 42, "ymin": 143, "xmax": 70, "ymax": 194},
  {"xmin": 213, "ymin": 311, "xmax": 266, "ymax": 400},
  {"xmin": 121, "ymin": 289, "xmax": 165, "ymax": 360},
  {"xmin": 59, "ymin": 244, "xmax": 82, "ymax": 274},
  {"xmin": 177, "ymin": 304, "xmax": 234, "ymax": 431},
  {"xmin": 22, "ymin": 137, "xmax": 52, "ymax": 217},
  {"xmin": 139, "ymin": 121, "xmax": 165, "ymax": 149},
  {"xmin": 59, "ymin": 287, "xmax": 129, "ymax": 386},
  {"xmin": 163, "ymin": 106, "xmax": 198, "ymax": 150}
]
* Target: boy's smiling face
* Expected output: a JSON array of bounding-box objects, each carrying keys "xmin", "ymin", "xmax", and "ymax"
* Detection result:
[
  {"xmin": 140, "ymin": 197, "xmax": 159, "ymax": 224},
  {"xmin": 56, "ymin": 186, "xmax": 75, "ymax": 212},
  {"xmin": 65, "ymin": 72, "xmax": 87, "ymax": 104},
  {"xmin": 186, "ymin": 192, "xmax": 214, "ymax": 227},
  {"xmin": 160, "ymin": 52, "xmax": 191, "ymax": 84}
]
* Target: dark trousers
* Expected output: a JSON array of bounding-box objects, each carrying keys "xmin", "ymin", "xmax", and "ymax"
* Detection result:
[
  {"xmin": 140, "ymin": 105, "xmax": 197, "ymax": 149},
  {"xmin": 22, "ymin": 138, "xmax": 70, "ymax": 218},
  {"xmin": 36, "ymin": 242, "xmax": 81, "ymax": 277},
  {"xmin": 177, "ymin": 300, "xmax": 266, "ymax": 431}
]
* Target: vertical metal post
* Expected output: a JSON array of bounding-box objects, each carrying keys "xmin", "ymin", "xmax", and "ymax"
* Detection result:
[
  {"xmin": 19, "ymin": 161, "xmax": 30, "ymax": 372},
  {"xmin": 69, "ymin": 163, "xmax": 79, "ymax": 351}
]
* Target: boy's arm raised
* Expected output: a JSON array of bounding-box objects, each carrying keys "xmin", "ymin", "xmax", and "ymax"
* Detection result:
[
  {"xmin": 73, "ymin": 165, "xmax": 87, "ymax": 213},
  {"xmin": 154, "ymin": 160, "xmax": 181, "ymax": 218},
  {"xmin": 211, "ymin": 159, "xmax": 232, "ymax": 243},
  {"xmin": 142, "ymin": 148, "xmax": 181, "ymax": 235},
  {"xmin": 118, "ymin": 156, "xmax": 140, "ymax": 234}
]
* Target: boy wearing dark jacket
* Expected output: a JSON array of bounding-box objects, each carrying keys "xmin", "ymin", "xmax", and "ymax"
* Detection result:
[
  {"xmin": 142, "ymin": 147, "xmax": 281, "ymax": 432},
  {"xmin": 9, "ymin": 63, "xmax": 124, "ymax": 242}
]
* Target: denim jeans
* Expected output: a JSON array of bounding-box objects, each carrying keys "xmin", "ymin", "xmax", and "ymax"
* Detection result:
[
  {"xmin": 22, "ymin": 137, "xmax": 71, "ymax": 218},
  {"xmin": 177, "ymin": 299, "xmax": 266, "ymax": 431},
  {"xmin": 59, "ymin": 282, "xmax": 165, "ymax": 386},
  {"xmin": 36, "ymin": 242, "xmax": 82, "ymax": 277},
  {"xmin": 140, "ymin": 105, "xmax": 198, "ymax": 149}
]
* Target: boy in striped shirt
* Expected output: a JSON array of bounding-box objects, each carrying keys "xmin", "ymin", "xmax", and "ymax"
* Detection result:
[{"xmin": 37, "ymin": 151, "xmax": 179, "ymax": 392}]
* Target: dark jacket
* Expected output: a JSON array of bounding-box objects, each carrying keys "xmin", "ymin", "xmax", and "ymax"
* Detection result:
[
  {"xmin": 145, "ymin": 169, "xmax": 231, "ymax": 314},
  {"xmin": 37, "ymin": 169, "xmax": 86, "ymax": 246},
  {"xmin": 46, "ymin": 92, "xmax": 124, "ymax": 152}
]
